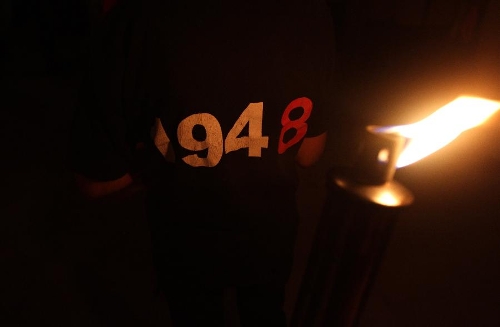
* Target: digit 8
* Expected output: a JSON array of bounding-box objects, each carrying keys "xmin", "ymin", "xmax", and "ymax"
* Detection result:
[{"xmin": 278, "ymin": 97, "xmax": 313, "ymax": 154}]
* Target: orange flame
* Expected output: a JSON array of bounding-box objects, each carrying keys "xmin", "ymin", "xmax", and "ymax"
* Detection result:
[{"xmin": 377, "ymin": 96, "xmax": 500, "ymax": 168}]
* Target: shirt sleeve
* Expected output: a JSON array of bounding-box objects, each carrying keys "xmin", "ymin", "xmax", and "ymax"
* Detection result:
[
  {"xmin": 69, "ymin": 0, "xmax": 152, "ymax": 181},
  {"xmin": 303, "ymin": 0, "xmax": 338, "ymax": 138}
]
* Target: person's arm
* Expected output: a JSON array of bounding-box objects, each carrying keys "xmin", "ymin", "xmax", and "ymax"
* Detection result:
[
  {"xmin": 69, "ymin": 2, "xmax": 153, "ymax": 198},
  {"xmin": 295, "ymin": 132, "xmax": 327, "ymax": 168},
  {"xmin": 75, "ymin": 173, "xmax": 134, "ymax": 198}
]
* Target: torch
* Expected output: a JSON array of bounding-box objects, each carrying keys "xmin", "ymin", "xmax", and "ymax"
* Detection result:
[{"xmin": 291, "ymin": 96, "xmax": 500, "ymax": 327}]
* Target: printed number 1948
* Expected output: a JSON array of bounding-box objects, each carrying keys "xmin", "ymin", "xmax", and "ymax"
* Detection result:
[{"xmin": 176, "ymin": 97, "xmax": 312, "ymax": 167}]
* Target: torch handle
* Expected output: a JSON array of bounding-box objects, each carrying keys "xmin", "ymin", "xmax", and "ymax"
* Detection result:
[{"xmin": 291, "ymin": 169, "xmax": 410, "ymax": 327}]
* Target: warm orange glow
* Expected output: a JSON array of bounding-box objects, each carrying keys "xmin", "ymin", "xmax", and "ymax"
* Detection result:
[
  {"xmin": 374, "ymin": 190, "xmax": 401, "ymax": 206},
  {"xmin": 377, "ymin": 96, "xmax": 500, "ymax": 168}
]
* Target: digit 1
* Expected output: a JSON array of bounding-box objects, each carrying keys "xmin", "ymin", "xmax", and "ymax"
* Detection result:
[{"xmin": 278, "ymin": 97, "xmax": 313, "ymax": 154}]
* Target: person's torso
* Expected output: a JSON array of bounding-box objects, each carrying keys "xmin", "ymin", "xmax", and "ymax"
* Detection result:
[{"xmin": 143, "ymin": 0, "xmax": 332, "ymax": 225}]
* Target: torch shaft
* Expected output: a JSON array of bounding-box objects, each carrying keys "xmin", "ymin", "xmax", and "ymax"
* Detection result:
[{"xmin": 291, "ymin": 169, "xmax": 410, "ymax": 327}]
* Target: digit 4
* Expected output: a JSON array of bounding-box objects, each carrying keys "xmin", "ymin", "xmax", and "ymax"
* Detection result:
[{"xmin": 225, "ymin": 102, "xmax": 269, "ymax": 157}]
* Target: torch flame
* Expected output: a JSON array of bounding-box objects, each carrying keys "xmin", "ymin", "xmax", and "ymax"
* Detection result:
[{"xmin": 377, "ymin": 96, "xmax": 500, "ymax": 168}]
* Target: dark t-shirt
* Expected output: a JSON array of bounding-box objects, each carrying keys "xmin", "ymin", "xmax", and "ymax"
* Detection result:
[{"xmin": 70, "ymin": 0, "xmax": 336, "ymax": 286}]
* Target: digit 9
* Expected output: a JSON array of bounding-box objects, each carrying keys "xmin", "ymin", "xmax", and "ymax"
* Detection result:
[{"xmin": 177, "ymin": 113, "xmax": 224, "ymax": 167}]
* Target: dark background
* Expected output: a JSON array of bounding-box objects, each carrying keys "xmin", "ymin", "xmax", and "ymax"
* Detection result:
[{"xmin": 2, "ymin": 0, "xmax": 500, "ymax": 326}]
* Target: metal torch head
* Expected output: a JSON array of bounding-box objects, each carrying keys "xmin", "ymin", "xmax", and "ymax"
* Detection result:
[{"xmin": 351, "ymin": 125, "xmax": 407, "ymax": 185}]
